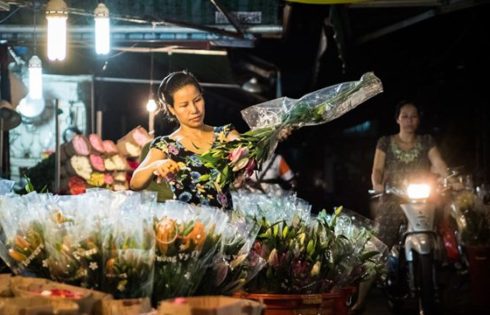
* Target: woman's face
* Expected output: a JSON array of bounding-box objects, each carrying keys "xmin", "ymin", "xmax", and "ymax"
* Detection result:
[
  {"xmin": 396, "ymin": 104, "xmax": 419, "ymax": 133},
  {"xmin": 168, "ymin": 84, "xmax": 205, "ymax": 128}
]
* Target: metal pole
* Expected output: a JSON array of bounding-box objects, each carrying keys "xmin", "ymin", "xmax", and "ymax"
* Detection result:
[
  {"xmin": 90, "ymin": 77, "xmax": 95, "ymax": 134},
  {"xmin": 96, "ymin": 110, "xmax": 103, "ymax": 137},
  {"xmin": 54, "ymin": 99, "xmax": 61, "ymax": 193},
  {"xmin": 148, "ymin": 111, "xmax": 155, "ymax": 136}
]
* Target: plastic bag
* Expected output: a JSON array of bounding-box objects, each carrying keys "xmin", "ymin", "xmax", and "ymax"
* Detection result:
[{"xmin": 152, "ymin": 201, "xmax": 226, "ymax": 301}]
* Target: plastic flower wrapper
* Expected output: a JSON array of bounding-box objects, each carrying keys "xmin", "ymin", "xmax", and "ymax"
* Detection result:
[
  {"xmin": 101, "ymin": 196, "xmax": 155, "ymax": 299},
  {"xmin": 152, "ymin": 201, "xmax": 226, "ymax": 301},
  {"xmin": 196, "ymin": 213, "xmax": 265, "ymax": 295},
  {"xmin": 317, "ymin": 207, "xmax": 387, "ymax": 289},
  {"xmin": 232, "ymin": 191, "xmax": 312, "ymax": 226},
  {"xmin": 0, "ymin": 193, "xmax": 50, "ymax": 278},
  {"xmin": 200, "ymin": 73, "xmax": 383, "ymax": 191},
  {"xmin": 0, "ymin": 178, "xmax": 15, "ymax": 195},
  {"xmin": 43, "ymin": 195, "xmax": 87, "ymax": 286}
]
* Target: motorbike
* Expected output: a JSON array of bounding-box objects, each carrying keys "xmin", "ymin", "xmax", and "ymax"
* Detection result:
[{"xmin": 375, "ymin": 182, "xmax": 442, "ymax": 315}]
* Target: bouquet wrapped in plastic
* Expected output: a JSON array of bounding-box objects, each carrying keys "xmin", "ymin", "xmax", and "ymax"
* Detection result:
[
  {"xmin": 0, "ymin": 193, "xmax": 50, "ymax": 278},
  {"xmin": 233, "ymin": 192, "xmax": 385, "ymax": 294},
  {"xmin": 199, "ymin": 73, "xmax": 383, "ymax": 191},
  {"xmin": 316, "ymin": 208, "xmax": 387, "ymax": 289},
  {"xmin": 101, "ymin": 192, "xmax": 155, "ymax": 299},
  {"xmin": 196, "ymin": 214, "xmax": 265, "ymax": 295},
  {"xmin": 43, "ymin": 195, "xmax": 88, "ymax": 286},
  {"xmin": 152, "ymin": 202, "xmax": 227, "ymax": 301}
]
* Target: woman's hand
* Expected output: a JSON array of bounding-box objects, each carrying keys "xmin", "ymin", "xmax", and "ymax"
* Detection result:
[
  {"xmin": 152, "ymin": 159, "xmax": 180, "ymax": 180},
  {"xmin": 373, "ymin": 183, "xmax": 384, "ymax": 193}
]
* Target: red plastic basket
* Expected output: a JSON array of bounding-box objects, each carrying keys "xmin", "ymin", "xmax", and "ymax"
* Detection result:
[{"xmin": 235, "ymin": 288, "xmax": 355, "ymax": 315}]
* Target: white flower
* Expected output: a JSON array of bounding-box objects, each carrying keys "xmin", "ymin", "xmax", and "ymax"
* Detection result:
[{"xmin": 89, "ymin": 262, "xmax": 98, "ymax": 270}]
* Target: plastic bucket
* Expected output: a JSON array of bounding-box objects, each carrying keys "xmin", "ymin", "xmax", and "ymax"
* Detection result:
[{"xmin": 236, "ymin": 289, "xmax": 354, "ymax": 315}]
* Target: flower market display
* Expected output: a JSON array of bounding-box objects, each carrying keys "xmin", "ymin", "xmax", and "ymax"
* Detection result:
[
  {"xmin": 29, "ymin": 126, "xmax": 153, "ymax": 195},
  {"xmin": 0, "ymin": 74, "xmax": 387, "ymax": 314},
  {"xmin": 0, "ymin": 190, "xmax": 386, "ymax": 309}
]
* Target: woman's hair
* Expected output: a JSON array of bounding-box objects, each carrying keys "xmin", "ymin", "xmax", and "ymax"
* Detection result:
[
  {"xmin": 394, "ymin": 100, "xmax": 419, "ymax": 120},
  {"xmin": 157, "ymin": 70, "xmax": 202, "ymax": 108}
]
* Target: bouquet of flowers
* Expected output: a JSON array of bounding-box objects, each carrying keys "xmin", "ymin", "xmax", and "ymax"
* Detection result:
[
  {"xmin": 101, "ymin": 193, "xmax": 155, "ymax": 299},
  {"xmin": 452, "ymin": 190, "xmax": 490, "ymax": 246},
  {"xmin": 199, "ymin": 73, "xmax": 383, "ymax": 191},
  {"xmin": 196, "ymin": 214, "xmax": 265, "ymax": 295},
  {"xmin": 233, "ymin": 192, "xmax": 384, "ymax": 294},
  {"xmin": 43, "ymin": 197, "xmax": 86, "ymax": 286},
  {"xmin": 316, "ymin": 208, "xmax": 387, "ymax": 289},
  {"xmin": 42, "ymin": 193, "xmax": 106, "ymax": 289},
  {"xmin": 0, "ymin": 193, "xmax": 50, "ymax": 278},
  {"xmin": 152, "ymin": 202, "xmax": 227, "ymax": 301}
]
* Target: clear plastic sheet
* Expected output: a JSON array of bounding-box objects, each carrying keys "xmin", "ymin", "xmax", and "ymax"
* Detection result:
[
  {"xmin": 242, "ymin": 72, "xmax": 383, "ymax": 130},
  {"xmin": 240, "ymin": 72, "xmax": 383, "ymax": 158}
]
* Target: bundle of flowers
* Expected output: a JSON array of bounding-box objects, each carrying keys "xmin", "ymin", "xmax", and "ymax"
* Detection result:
[
  {"xmin": 42, "ymin": 194, "xmax": 104, "ymax": 289},
  {"xmin": 232, "ymin": 192, "xmax": 385, "ymax": 294},
  {"xmin": 196, "ymin": 214, "xmax": 265, "ymax": 295},
  {"xmin": 101, "ymin": 192, "xmax": 156, "ymax": 299},
  {"xmin": 0, "ymin": 193, "xmax": 50, "ymax": 278},
  {"xmin": 152, "ymin": 202, "xmax": 227, "ymax": 301},
  {"xmin": 452, "ymin": 190, "xmax": 490, "ymax": 246},
  {"xmin": 199, "ymin": 73, "xmax": 383, "ymax": 192}
]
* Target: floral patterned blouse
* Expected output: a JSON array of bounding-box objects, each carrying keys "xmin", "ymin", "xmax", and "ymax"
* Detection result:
[
  {"xmin": 376, "ymin": 134, "xmax": 436, "ymax": 189},
  {"xmin": 150, "ymin": 125, "xmax": 235, "ymax": 210}
]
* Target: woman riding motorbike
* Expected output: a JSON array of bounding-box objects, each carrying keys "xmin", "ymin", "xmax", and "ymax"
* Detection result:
[{"xmin": 351, "ymin": 100, "xmax": 449, "ymax": 313}]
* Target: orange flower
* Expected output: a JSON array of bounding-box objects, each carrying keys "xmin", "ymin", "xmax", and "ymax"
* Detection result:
[
  {"xmin": 155, "ymin": 218, "xmax": 177, "ymax": 254},
  {"xmin": 181, "ymin": 221, "xmax": 207, "ymax": 251}
]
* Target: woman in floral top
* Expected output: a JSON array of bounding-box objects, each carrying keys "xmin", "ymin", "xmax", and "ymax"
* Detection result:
[{"xmin": 130, "ymin": 71, "xmax": 239, "ymax": 209}]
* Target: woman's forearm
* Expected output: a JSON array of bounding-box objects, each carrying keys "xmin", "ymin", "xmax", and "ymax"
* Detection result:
[
  {"xmin": 130, "ymin": 164, "xmax": 157, "ymax": 190},
  {"xmin": 371, "ymin": 169, "xmax": 383, "ymax": 188}
]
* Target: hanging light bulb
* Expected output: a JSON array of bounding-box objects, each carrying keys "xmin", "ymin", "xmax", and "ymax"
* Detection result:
[
  {"xmin": 28, "ymin": 55, "xmax": 43, "ymax": 100},
  {"xmin": 94, "ymin": 2, "xmax": 110, "ymax": 55},
  {"xmin": 146, "ymin": 98, "xmax": 157, "ymax": 112},
  {"xmin": 46, "ymin": 0, "xmax": 68, "ymax": 61}
]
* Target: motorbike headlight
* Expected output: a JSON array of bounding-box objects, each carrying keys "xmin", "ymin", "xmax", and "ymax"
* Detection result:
[{"xmin": 406, "ymin": 183, "xmax": 431, "ymax": 200}]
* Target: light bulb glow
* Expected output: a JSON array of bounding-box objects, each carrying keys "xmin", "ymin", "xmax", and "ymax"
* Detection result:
[
  {"xmin": 17, "ymin": 97, "xmax": 46, "ymax": 118},
  {"xmin": 46, "ymin": 15, "xmax": 67, "ymax": 61},
  {"xmin": 28, "ymin": 55, "xmax": 43, "ymax": 100},
  {"xmin": 146, "ymin": 99, "xmax": 157, "ymax": 112},
  {"xmin": 94, "ymin": 3, "xmax": 110, "ymax": 55},
  {"xmin": 95, "ymin": 17, "xmax": 110, "ymax": 55},
  {"xmin": 407, "ymin": 184, "xmax": 431, "ymax": 200}
]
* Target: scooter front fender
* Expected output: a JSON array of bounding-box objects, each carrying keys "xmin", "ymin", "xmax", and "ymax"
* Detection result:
[{"xmin": 404, "ymin": 234, "xmax": 434, "ymax": 261}]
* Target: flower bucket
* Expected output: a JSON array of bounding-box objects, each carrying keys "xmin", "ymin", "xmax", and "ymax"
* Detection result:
[
  {"xmin": 235, "ymin": 289, "xmax": 354, "ymax": 315},
  {"xmin": 467, "ymin": 245, "xmax": 490, "ymax": 307}
]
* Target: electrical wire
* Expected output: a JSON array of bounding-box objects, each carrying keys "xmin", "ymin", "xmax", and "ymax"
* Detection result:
[{"xmin": 0, "ymin": 6, "xmax": 21, "ymax": 24}]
